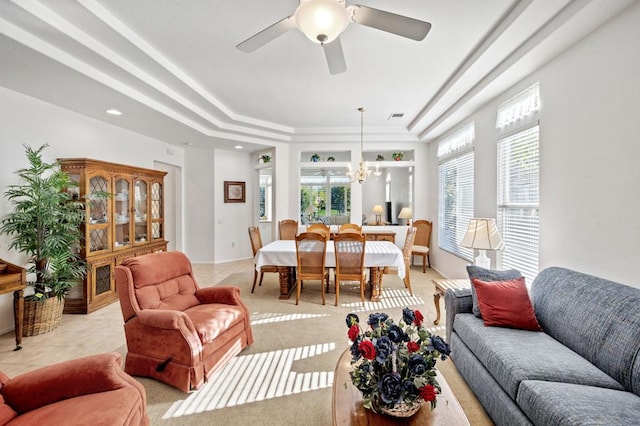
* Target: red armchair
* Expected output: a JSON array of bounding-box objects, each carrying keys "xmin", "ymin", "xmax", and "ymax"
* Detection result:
[
  {"xmin": 115, "ymin": 251, "xmax": 254, "ymax": 392},
  {"xmin": 0, "ymin": 352, "xmax": 148, "ymax": 425}
]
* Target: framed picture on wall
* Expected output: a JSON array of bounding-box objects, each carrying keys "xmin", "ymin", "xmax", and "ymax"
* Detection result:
[{"xmin": 224, "ymin": 181, "xmax": 245, "ymax": 203}]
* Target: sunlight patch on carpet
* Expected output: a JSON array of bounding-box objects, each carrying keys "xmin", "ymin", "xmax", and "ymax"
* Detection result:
[
  {"xmin": 340, "ymin": 287, "xmax": 424, "ymax": 312},
  {"xmin": 162, "ymin": 342, "xmax": 337, "ymax": 419},
  {"xmin": 251, "ymin": 312, "xmax": 330, "ymax": 325}
]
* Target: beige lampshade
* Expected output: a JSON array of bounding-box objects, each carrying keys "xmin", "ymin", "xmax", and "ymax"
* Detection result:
[
  {"xmin": 460, "ymin": 218, "xmax": 505, "ymax": 250},
  {"xmin": 372, "ymin": 204, "xmax": 384, "ymax": 214},
  {"xmin": 398, "ymin": 207, "xmax": 413, "ymax": 219}
]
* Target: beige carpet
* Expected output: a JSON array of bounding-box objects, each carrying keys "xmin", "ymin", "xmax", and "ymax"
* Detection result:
[{"xmin": 137, "ymin": 267, "xmax": 494, "ymax": 425}]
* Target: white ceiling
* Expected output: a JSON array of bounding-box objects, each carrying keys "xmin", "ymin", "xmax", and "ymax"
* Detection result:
[{"xmin": 0, "ymin": 0, "xmax": 636, "ymax": 152}]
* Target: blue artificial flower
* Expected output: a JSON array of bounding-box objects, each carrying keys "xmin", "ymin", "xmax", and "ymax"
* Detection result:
[
  {"xmin": 431, "ymin": 335, "xmax": 451, "ymax": 358},
  {"xmin": 378, "ymin": 372, "xmax": 403, "ymax": 405},
  {"xmin": 346, "ymin": 313, "xmax": 360, "ymax": 328},
  {"xmin": 375, "ymin": 336, "xmax": 393, "ymax": 364},
  {"xmin": 408, "ymin": 354, "xmax": 428, "ymax": 376},
  {"xmin": 368, "ymin": 312, "xmax": 389, "ymax": 329},
  {"xmin": 387, "ymin": 324, "xmax": 407, "ymax": 344},
  {"xmin": 402, "ymin": 307, "xmax": 416, "ymax": 325},
  {"xmin": 403, "ymin": 379, "xmax": 418, "ymax": 396}
]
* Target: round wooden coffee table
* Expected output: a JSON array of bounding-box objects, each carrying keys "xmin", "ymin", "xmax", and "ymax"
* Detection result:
[{"xmin": 332, "ymin": 348, "xmax": 470, "ymax": 425}]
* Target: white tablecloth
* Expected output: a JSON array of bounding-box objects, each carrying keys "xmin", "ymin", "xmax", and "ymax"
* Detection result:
[{"xmin": 254, "ymin": 240, "xmax": 405, "ymax": 279}]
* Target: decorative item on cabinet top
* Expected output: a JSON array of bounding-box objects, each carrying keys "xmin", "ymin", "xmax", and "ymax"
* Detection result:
[{"xmin": 57, "ymin": 158, "xmax": 168, "ymax": 314}]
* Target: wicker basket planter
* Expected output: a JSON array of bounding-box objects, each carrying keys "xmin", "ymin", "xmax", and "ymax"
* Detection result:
[{"xmin": 22, "ymin": 296, "xmax": 64, "ymax": 336}]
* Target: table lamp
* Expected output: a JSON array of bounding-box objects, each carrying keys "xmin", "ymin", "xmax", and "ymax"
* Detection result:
[
  {"xmin": 459, "ymin": 218, "xmax": 504, "ymax": 269},
  {"xmin": 372, "ymin": 204, "xmax": 384, "ymax": 225},
  {"xmin": 398, "ymin": 207, "xmax": 413, "ymax": 226}
]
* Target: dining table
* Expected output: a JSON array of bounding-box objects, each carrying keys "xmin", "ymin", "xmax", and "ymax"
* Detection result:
[{"xmin": 254, "ymin": 240, "xmax": 405, "ymax": 301}]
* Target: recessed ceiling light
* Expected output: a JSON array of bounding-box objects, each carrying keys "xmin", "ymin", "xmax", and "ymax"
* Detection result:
[
  {"xmin": 183, "ymin": 142, "xmax": 193, "ymax": 146},
  {"xmin": 106, "ymin": 109, "xmax": 122, "ymax": 116},
  {"xmin": 235, "ymin": 145, "xmax": 243, "ymax": 149}
]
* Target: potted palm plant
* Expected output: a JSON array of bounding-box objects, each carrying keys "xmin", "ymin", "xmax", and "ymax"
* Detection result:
[{"xmin": 0, "ymin": 144, "xmax": 86, "ymax": 335}]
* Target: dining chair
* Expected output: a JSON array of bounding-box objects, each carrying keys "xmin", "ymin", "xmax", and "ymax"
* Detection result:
[
  {"xmin": 307, "ymin": 223, "xmax": 330, "ymax": 240},
  {"xmin": 402, "ymin": 226, "xmax": 418, "ymax": 295},
  {"xmin": 411, "ymin": 220, "xmax": 432, "ymax": 273},
  {"xmin": 278, "ymin": 219, "xmax": 298, "ymax": 240},
  {"xmin": 248, "ymin": 226, "xmax": 278, "ymax": 293},
  {"xmin": 338, "ymin": 223, "xmax": 362, "ymax": 234},
  {"xmin": 295, "ymin": 232, "xmax": 329, "ymax": 305},
  {"xmin": 333, "ymin": 233, "xmax": 367, "ymax": 306}
]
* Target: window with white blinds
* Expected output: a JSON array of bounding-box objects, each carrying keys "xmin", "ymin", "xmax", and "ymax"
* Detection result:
[
  {"xmin": 438, "ymin": 151, "xmax": 474, "ymax": 260},
  {"xmin": 497, "ymin": 125, "xmax": 540, "ymax": 282},
  {"xmin": 496, "ymin": 82, "xmax": 540, "ymax": 131},
  {"xmin": 437, "ymin": 122, "xmax": 475, "ymax": 160}
]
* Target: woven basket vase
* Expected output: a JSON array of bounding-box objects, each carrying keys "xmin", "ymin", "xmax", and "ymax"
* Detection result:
[
  {"xmin": 380, "ymin": 399, "xmax": 425, "ymax": 418},
  {"xmin": 22, "ymin": 296, "xmax": 64, "ymax": 336}
]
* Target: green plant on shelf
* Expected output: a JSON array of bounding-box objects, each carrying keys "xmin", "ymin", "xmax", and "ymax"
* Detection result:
[{"xmin": 392, "ymin": 152, "xmax": 404, "ymax": 161}]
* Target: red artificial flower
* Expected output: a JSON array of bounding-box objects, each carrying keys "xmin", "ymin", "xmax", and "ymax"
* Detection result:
[
  {"xmin": 419, "ymin": 384, "xmax": 437, "ymax": 402},
  {"xmin": 358, "ymin": 340, "xmax": 376, "ymax": 360},
  {"xmin": 348, "ymin": 325, "xmax": 360, "ymax": 342},
  {"xmin": 407, "ymin": 341, "xmax": 420, "ymax": 353},
  {"xmin": 414, "ymin": 310, "xmax": 424, "ymax": 327}
]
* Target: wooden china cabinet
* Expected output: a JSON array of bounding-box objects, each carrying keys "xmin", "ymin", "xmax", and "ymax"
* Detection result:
[{"xmin": 59, "ymin": 158, "xmax": 167, "ymax": 314}]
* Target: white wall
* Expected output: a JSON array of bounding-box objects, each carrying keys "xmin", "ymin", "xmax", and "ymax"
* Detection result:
[
  {"xmin": 0, "ymin": 87, "xmax": 185, "ymax": 333},
  {"xmin": 213, "ymin": 149, "xmax": 254, "ymax": 263},
  {"xmin": 428, "ymin": 3, "xmax": 640, "ymax": 288}
]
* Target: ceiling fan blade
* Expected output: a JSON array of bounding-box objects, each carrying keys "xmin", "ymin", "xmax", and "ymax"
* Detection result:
[
  {"xmin": 348, "ymin": 5, "xmax": 431, "ymax": 41},
  {"xmin": 323, "ymin": 37, "xmax": 347, "ymax": 75},
  {"xmin": 236, "ymin": 15, "xmax": 296, "ymax": 53}
]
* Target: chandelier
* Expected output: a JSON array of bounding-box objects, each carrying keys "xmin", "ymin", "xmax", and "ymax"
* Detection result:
[{"xmin": 347, "ymin": 107, "xmax": 372, "ymax": 184}]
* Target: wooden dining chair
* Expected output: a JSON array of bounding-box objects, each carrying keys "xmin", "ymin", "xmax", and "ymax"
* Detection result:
[
  {"xmin": 402, "ymin": 226, "xmax": 418, "ymax": 296},
  {"xmin": 248, "ymin": 226, "xmax": 278, "ymax": 293},
  {"xmin": 278, "ymin": 219, "xmax": 298, "ymax": 240},
  {"xmin": 307, "ymin": 223, "xmax": 330, "ymax": 240},
  {"xmin": 338, "ymin": 223, "xmax": 362, "ymax": 234},
  {"xmin": 411, "ymin": 220, "xmax": 432, "ymax": 273},
  {"xmin": 295, "ymin": 232, "xmax": 329, "ymax": 305},
  {"xmin": 334, "ymin": 233, "xmax": 366, "ymax": 307}
]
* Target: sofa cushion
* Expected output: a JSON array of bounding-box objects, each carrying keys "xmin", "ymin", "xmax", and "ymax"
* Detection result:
[
  {"xmin": 531, "ymin": 267, "xmax": 640, "ymax": 395},
  {"xmin": 517, "ymin": 380, "xmax": 640, "ymax": 426},
  {"xmin": 472, "ymin": 277, "xmax": 542, "ymax": 331},
  {"xmin": 185, "ymin": 303, "xmax": 246, "ymax": 345},
  {"xmin": 466, "ymin": 265, "xmax": 522, "ymax": 317},
  {"xmin": 0, "ymin": 396, "xmax": 17, "ymax": 426},
  {"xmin": 6, "ymin": 387, "xmax": 144, "ymax": 426},
  {"xmin": 453, "ymin": 313, "xmax": 624, "ymax": 399}
]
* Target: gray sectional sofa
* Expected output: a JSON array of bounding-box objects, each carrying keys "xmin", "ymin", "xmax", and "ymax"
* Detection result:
[{"xmin": 444, "ymin": 266, "xmax": 640, "ymax": 425}]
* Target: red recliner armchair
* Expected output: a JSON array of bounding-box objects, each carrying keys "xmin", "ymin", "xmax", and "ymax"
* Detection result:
[
  {"xmin": 115, "ymin": 251, "xmax": 254, "ymax": 392},
  {"xmin": 0, "ymin": 352, "xmax": 148, "ymax": 425}
]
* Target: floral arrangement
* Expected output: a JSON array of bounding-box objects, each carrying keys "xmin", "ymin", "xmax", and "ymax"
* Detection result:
[
  {"xmin": 392, "ymin": 152, "xmax": 404, "ymax": 161},
  {"xmin": 346, "ymin": 308, "xmax": 451, "ymax": 415}
]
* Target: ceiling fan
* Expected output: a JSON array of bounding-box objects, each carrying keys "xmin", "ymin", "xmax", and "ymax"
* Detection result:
[{"xmin": 236, "ymin": 0, "xmax": 431, "ymax": 75}]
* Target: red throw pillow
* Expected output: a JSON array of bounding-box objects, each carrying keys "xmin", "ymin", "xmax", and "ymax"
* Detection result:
[{"xmin": 471, "ymin": 277, "xmax": 542, "ymax": 331}]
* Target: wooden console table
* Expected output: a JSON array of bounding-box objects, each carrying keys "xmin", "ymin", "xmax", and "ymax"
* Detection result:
[
  {"xmin": 432, "ymin": 279, "xmax": 471, "ymax": 325},
  {"xmin": 0, "ymin": 260, "xmax": 27, "ymax": 350}
]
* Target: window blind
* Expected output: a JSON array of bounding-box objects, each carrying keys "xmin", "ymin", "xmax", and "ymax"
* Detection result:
[
  {"xmin": 496, "ymin": 82, "xmax": 540, "ymax": 131},
  {"xmin": 437, "ymin": 123, "xmax": 475, "ymax": 160},
  {"xmin": 497, "ymin": 125, "xmax": 539, "ymax": 282},
  {"xmin": 438, "ymin": 151, "xmax": 474, "ymax": 260}
]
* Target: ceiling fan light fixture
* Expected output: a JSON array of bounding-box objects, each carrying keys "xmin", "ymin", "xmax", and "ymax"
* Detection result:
[{"xmin": 295, "ymin": 0, "xmax": 349, "ymax": 44}]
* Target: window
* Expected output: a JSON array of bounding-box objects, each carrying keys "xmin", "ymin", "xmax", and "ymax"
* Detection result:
[
  {"xmin": 438, "ymin": 124, "xmax": 475, "ymax": 260},
  {"xmin": 259, "ymin": 170, "xmax": 272, "ymax": 222},
  {"xmin": 300, "ymin": 171, "xmax": 351, "ymax": 224},
  {"xmin": 496, "ymin": 83, "xmax": 540, "ymax": 282}
]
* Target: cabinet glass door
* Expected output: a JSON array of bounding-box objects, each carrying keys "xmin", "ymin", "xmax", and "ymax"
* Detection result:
[
  {"xmin": 133, "ymin": 179, "xmax": 148, "ymax": 244},
  {"xmin": 151, "ymin": 181, "xmax": 163, "ymax": 240},
  {"xmin": 113, "ymin": 177, "xmax": 131, "ymax": 249},
  {"xmin": 87, "ymin": 174, "xmax": 110, "ymax": 253}
]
